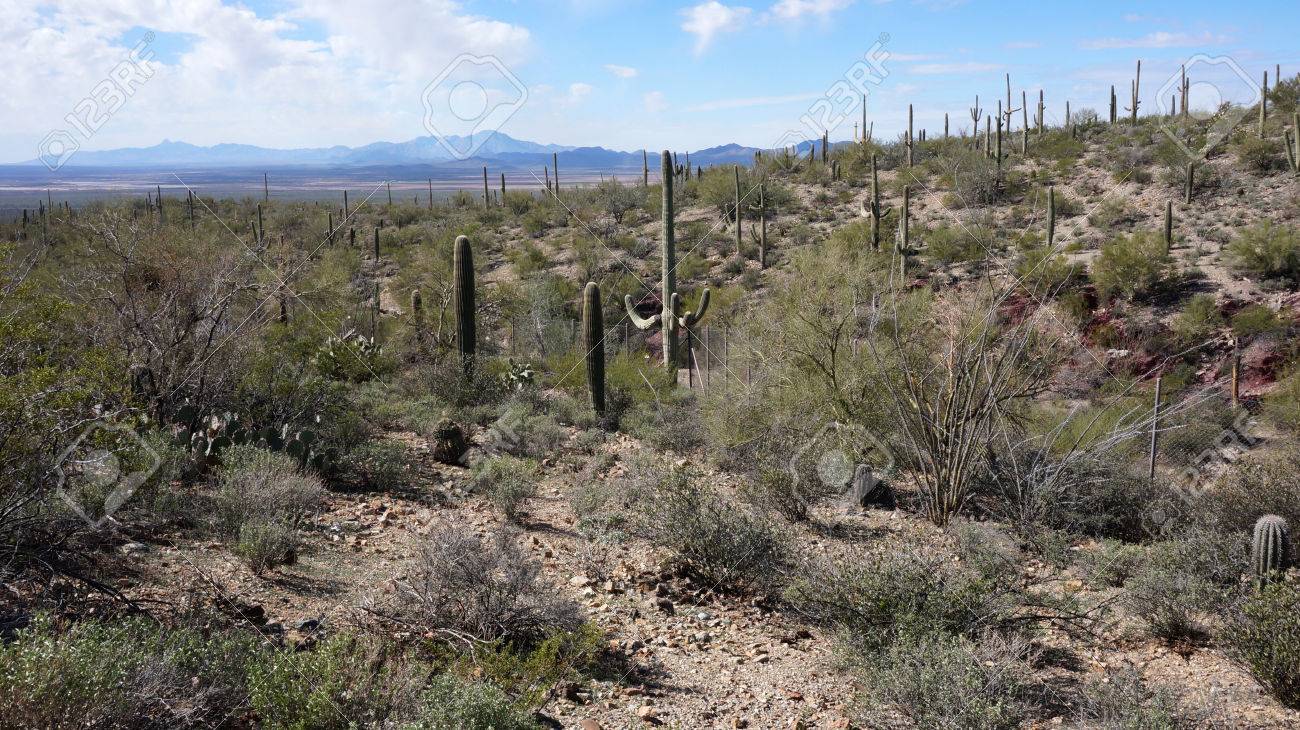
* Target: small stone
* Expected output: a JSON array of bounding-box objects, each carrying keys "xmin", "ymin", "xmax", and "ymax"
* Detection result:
[
  {"xmin": 570, "ymin": 575, "xmax": 592, "ymax": 587},
  {"xmin": 637, "ymin": 705, "xmax": 657, "ymax": 720},
  {"xmin": 120, "ymin": 542, "xmax": 148, "ymax": 555},
  {"xmin": 580, "ymin": 721, "xmax": 603, "ymax": 730}
]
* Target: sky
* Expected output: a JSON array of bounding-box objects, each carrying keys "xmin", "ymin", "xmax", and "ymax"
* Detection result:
[{"xmin": 3, "ymin": 0, "xmax": 1299, "ymax": 163}]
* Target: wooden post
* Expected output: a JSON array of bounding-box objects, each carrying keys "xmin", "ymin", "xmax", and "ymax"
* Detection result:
[{"xmin": 1148, "ymin": 375, "xmax": 1162, "ymax": 482}]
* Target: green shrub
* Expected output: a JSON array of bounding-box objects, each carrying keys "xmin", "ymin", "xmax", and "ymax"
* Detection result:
[
  {"xmin": 1236, "ymin": 136, "xmax": 1286, "ymax": 173},
  {"xmin": 858, "ymin": 632, "xmax": 1039, "ymax": 730},
  {"xmin": 1225, "ymin": 222, "xmax": 1300, "ymax": 285},
  {"xmin": 1224, "ymin": 582, "xmax": 1300, "ymax": 708},
  {"xmin": 470, "ymin": 455, "xmax": 541, "ymax": 521},
  {"xmin": 411, "ymin": 675, "xmax": 539, "ymax": 729},
  {"xmin": 1076, "ymin": 669, "xmax": 1183, "ymax": 729},
  {"xmin": 339, "ymin": 439, "xmax": 412, "ymax": 491},
  {"xmin": 1091, "ymin": 231, "xmax": 1175, "ymax": 301},
  {"xmin": 214, "ymin": 446, "xmax": 323, "ymax": 538},
  {"xmin": 236, "ymin": 522, "xmax": 299, "ymax": 573},
  {"xmin": 1121, "ymin": 527, "xmax": 1243, "ymax": 641},
  {"xmin": 1170, "ymin": 294, "xmax": 1224, "ymax": 348},
  {"xmin": 637, "ymin": 462, "xmax": 786, "ymax": 592},
  {"xmin": 925, "ymin": 224, "xmax": 991, "ymax": 264},
  {"xmin": 1232, "ymin": 304, "xmax": 1287, "ymax": 339},
  {"xmin": 1204, "ymin": 442, "xmax": 1300, "ymax": 532}
]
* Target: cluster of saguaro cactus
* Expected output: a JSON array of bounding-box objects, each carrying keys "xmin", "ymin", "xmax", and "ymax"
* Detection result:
[
  {"xmin": 1253, "ymin": 514, "xmax": 1291, "ymax": 586},
  {"xmin": 453, "ymin": 235, "xmax": 475, "ymax": 374},
  {"xmin": 582, "ymin": 281, "xmax": 605, "ymax": 415},
  {"xmin": 624, "ymin": 151, "xmax": 711, "ymax": 368}
]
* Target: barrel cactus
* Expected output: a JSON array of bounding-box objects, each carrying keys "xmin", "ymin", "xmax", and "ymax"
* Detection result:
[{"xmin": 1253, "ymin": 515, "xmax": 1291, "ymax": 586}]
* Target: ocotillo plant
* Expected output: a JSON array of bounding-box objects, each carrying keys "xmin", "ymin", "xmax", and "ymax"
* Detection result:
[
  {"xmin": 624, "ymin": 151, "xmax": 711, "ymax": 368},
  {"xmin": 733, "ymin": 165, "xmax": 742, "ymax": 257},
  {"xmin": 582, "ymin": 282, "xmax": 605, "ymax": 416},
  {"xmin": 1047, "ymin": 186, "xmax": 1056, "ymax": 247},
  {"xmin": 453, "ymin": 235, "xmax": 475, "ymax": 375},
  {"xmin": 1252, "ymin": 515, "xmax": 1291, "ymax": 587},
  {"xmin": 1286, "ymin": 113, "xmax": 1300, "ymax": 174}
]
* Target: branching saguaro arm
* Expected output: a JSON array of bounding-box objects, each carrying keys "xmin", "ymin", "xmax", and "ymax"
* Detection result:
[{"xmin": 624, "ymin": 150, "xmax": 710, "ymax": 369}]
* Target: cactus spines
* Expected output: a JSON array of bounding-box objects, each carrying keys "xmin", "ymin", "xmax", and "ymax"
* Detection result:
[
  {"xmin": 1047, "ymin": 186, "xmax": 1056, "ymax": 247},
  {"xmin": 623, "ymin": 151, "xmax": 710, "ymax": 369},
  {"xmin": 582, "ymin": 281, "xmax": 605, "ymax": 416},
  {"xmin": 1253, "ymin": 515, "xmax": 1291, "ymax": 586},
  {"xmin": 453, "ymin": 235, "xmax": 475, "ymax": 375}
]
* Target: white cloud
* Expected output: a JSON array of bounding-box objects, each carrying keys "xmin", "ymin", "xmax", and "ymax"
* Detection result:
[
  {"xmin": 681, "ymin": 2, "xmax": 751, "ymax": 55},
  {"xmin": 568, "ymin": 82, "xmax": 594, "ymax": 101},
  {"xmin": 643, "ymin": 91, "xmax": 668, "ymax": 113},
  {"xmin": 604, "ymin": 64, "xmax": 638, "ymax": 78},
  {"xmin": 1080, "ymin": 31, "xmax": 1231, "ymax": 50},
  {"xmin": 1004, "ymin": 40, "xmax": 1040, "ymax": 49},
  {"xmin": 768, "ymin": 0, "xmax": 855, "ymax": 21},
  {"xmin": 910, "ymin": 62, "xmax": 1000, "ymax": 75},
  {"xmin": 685, "ymin": 92, "xmax": 821, "ymax": 112}
]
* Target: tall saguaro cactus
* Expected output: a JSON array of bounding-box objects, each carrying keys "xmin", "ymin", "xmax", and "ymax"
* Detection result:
[
  {"xmin": 624, "ymin": 151, "xmax": 711, "ymax": 369},
  {"xmin": 733, "ymin": 165, "xmax": 743, "ymax": 257},
  {"xmin": 1285, "ymin": 113, "xmax": 1300, "ymax": 174},
  {"xmin": 582, "ymin": 282, "xmax": 605, "ymax": 416},
  {"xmin": 906, "ymin": 104, "xmax": 915, "ymax": 167},
  {"xmin": 868, "ymin": 154, "xmax": 891, "ymax": 251},
  {"xmin": 453, "ymin": 235, "xmax": 475, "ymax": 375}
]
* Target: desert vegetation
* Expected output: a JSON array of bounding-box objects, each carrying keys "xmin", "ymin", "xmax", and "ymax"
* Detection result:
[{"xmin": 6, "ymin": 64, "xmax": 1300, "ymax": 729}]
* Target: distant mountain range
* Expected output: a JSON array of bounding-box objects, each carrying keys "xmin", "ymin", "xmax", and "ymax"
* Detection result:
[{"xmin": 16, "ymin": 133, "xmax": 794, "ymax": 170}]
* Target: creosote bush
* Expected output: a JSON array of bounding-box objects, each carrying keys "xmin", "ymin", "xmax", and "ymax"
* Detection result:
[
  {"xmin": 1225, "ymin": 221, "xmax": 1300, "ymax": 286},
  {"xmin": 1091, "ymin": 231, "xmax": 1175, "ymax": 301},
  {"xmin": 470, "ymin": 454, "xmax": 541, "ymax": 521},
  {"xmin": 1224, "ymin": 582, "xmax": 1300, "ymax": 708}
]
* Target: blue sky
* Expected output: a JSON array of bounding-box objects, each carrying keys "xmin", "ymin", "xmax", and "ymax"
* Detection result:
[{"xmin": 3, "ymin": 0, "xmax": 1298, "ymax": 162}]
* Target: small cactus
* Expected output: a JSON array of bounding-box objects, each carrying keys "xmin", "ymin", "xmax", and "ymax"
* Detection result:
[
  {"xmin": 453, "ymin": 235, "xmax": 475, "ymax": 374},
  {"xmin": 1253, "ymin": 515, "xmax": 1291, "ymax": 586},
  {"xmin": 582, "ymin": 282, "xmax": 605, "ymax": 416}
]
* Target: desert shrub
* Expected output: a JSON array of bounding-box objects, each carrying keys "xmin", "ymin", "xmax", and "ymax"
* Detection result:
[
  {"xmin": 1204, "ymin": 442, "xmax": 1300, "ymax": 533},
  {"xmin": 786, "ymin": 542, "xmax": 1018, "ymax": 654},
  {"xmin": 950, "ymin": 150, "xmax": 1001, "ymax": 205},
  {"xmin": 636, "ymin": 462, "xmax": 786, "ymax": 592},
  {"xmin": 469, "ymin": 624, "xmax": 604, "ymax": 710},
  {"xmin": 591, "ymin": 180, "xmax": 643, "ymax": 224},
  {"xmin": 338, "ymin": 439, "xmax": 412, "ymax": 490},
  {"xmin": 1091, "ymin": 231, "xmax": 1175, "ymax": 301},
  {"xmin": 1231, "ymin": 304, "xmax": 1287, "ymax": 339},
  {"xmin": 1121, "ymin": 527, "xmax": 1243, "ymax": 641},
  {"xmin": 621, "ymin": 389, "xmax": 703, "ymax": 453},
  {"xmin": 1076, "ymin": 669, "xmax": 1184, "ymax": 729},
  {"xmin": 412, "ymin": 674, "xmax": 539, "ymax": 729},
  {"xmin": 393, "ymin": 522, "xmax": 581, "ymax": 643},
  {"xmin": 1235, "ymin": 136, "xmax": 1286, "ymax": 173},
  {"xmin": 1087, "ymin": 197, "xmax": 1141, "ymax": 230},
  {"xmin": 1031, "ymin": 130, "xmax": 1086, "ymax": 164},
  {"xmin": 1223, "ymin": 582, "xmax": 1300, "ymax": 708},
  {"xmin": 235, "ymin": 522, "xmax": 299, "ymax": 573},
  {"xmin": 1081, "ymin": 539, "xmax": 1145, "ymax": 589},
  {"xmin": 507, "ymin": 241, "xmax": 551, "ymax": 275},
  {"xmin": 925, "ymin": 223, "xmax": 991, "ymax": 264},
  {"xmin": 470, "ymin": 455, "xmax": 540, "ymax": 521},
  {"xmin": 1015, "ymin": 244, "xmax": 1083, "ymax": 295},
  {"xmin": 1104, "ymin": 145, "xmax": 1153, "ymax": 184},
  {"xmin": 1225, "ymin": 221, "xmax": 1300, "ymax": 285},
  {"xmin": 483, "ymin": 403, "xmax": 568, "ymax": 459},
  {"xmin": 1169, "ymin": 294, "xmax": 1224, "ymax": 347},
  {"xmin": 857, "ymin": 631, "xmax": 1039, "ymax": 730},
  {"xmin": 213, "ymin": 445, "xmax": 323, "ymax": 537}
]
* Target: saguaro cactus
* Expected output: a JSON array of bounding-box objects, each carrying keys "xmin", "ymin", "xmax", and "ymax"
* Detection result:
[
  {"xmin": 906, "ymin": 104, "xmax": 915, "ymax": 167},
  {"xmin": 453, "ymin": 235, "xmax": 475, "ymax": 374},
  {"xmin": 1047, "ymin": 186, "xmax": 1056, "ymax": 247},
  {"xmin": 1253, "ymin": 515, "xmax": 1291, "ymax": 586},
  {"xmin": 1109, "ymin": 85, "xmax": 1117, "ymax": 124},
  {"xmin": 482, "ymin": 167, "xmax": 490, "ymax": 209},
  {"xmin": 582, "ymin": 281, "xmax": 605, "ymax": 416},
  {"xmin": 1185, "ymin": 162, "xmax": 1195, "ymax": 204},
  {"xmin": 1260, "ymin": 71, "xmax": 1269, "ymax": 139},
  {"xmin": 969, "ymin": 95, "xmax": 982, "ymax": 150},
  {"xmin": 624, "ymin": 151, "xmax": 711, "ymax": 368},
  {"xmin": 1128, "ymin": 60, "xmax": 1141, "ymax": 124},
  {"xmin": 868, "ymin": 154, "xmax": 892, "ymax": 251},
  {"xmin": 1285, "ymin": 113, "xmax": 1299, "ymax": 174},
  {"xmin": 734, "ymin": 165, "xmax": 743, "ymax": 257},
  {"xmin": 900, "ymin": 185, "xmax": 910, "ymax": 251}
]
